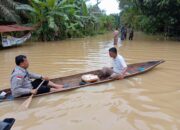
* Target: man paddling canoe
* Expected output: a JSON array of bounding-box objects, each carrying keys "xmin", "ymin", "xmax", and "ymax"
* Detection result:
[
  {"xmin": 102, "ymin": 47, "xmax": 127, "ymax": 79},
  {"xmin": 10, "ymin": 55, "xmax": 64, "ymax": 98}
]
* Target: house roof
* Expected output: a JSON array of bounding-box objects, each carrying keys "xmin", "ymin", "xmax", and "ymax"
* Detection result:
[{"xmin": 0, "ymin": 25, "xmax": 34, "ymax": 33}]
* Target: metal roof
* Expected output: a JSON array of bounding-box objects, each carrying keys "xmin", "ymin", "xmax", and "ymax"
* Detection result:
[{"xmin": 0, "ymin": 25, "xmax": 34, "ymax": 33}]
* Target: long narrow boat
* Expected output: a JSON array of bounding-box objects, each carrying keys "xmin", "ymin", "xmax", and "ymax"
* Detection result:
[{"xmin": 0, "ymin": 60, "xmax": 165, "ymax": 102}]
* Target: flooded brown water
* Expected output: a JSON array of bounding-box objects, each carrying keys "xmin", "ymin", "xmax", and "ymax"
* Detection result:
[{"xmin": 0, "ymin": 32, "xmax": 180, "ymax": 130}]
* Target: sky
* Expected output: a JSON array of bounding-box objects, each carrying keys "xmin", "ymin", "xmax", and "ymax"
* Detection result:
[{"xmin": 86, "ymin": 0, "xmax": 120, "ymax": 15}]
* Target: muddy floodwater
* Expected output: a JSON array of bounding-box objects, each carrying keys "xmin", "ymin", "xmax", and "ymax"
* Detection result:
[{"xmin": 0, "ymin": 32, "xmax": 180, "ymax": 130}]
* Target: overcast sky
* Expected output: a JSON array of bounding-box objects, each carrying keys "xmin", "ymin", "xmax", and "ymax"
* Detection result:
[{"xmin": 86, "ymin": 0, "xmax": 120, "ymax": 15}]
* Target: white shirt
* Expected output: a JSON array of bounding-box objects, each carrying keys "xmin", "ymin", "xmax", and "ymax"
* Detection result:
[{"xmin": 112, "ymin": 54, "xmax": 127, "ymax": 74}]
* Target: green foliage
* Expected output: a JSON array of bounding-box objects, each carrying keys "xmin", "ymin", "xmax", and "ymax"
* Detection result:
[
  {"xmin": 15, "ymin": 0, "xmax": 118, "ymax": 41},
  {"xmin": 17, "ymin": 0, "xmax": 80, "ymax": 40},
  {"xmin": 119, "ymin": 0, "xmax": 180, "ymax": 36},
  {"xmin": 0, "ymin": 0, "xmax": 120, "ymax": 42},
  {"xmin": 0, "ymin": 0, "xmax": 21, "ymax": 23}
]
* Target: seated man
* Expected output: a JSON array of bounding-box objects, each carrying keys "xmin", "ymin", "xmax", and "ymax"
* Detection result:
[
  {"xmin": 11, "ymin": 55, "xmax": 65, "ymax": 98},
  {"xmin": 102, "ymin": 47, "xmax": 127, "ymax": 79}
]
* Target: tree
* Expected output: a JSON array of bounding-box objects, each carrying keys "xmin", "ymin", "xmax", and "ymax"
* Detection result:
[
  {"xmin": 118, "ymin": 0, "xmax": 180, "ymax": 36},
  {"xmin": 0, "ymin": 0, "xmax": 21, "ymax": 23},
  {"xmin": 17, "ymin": 0, "xmax": 76, "ymax": 41}
]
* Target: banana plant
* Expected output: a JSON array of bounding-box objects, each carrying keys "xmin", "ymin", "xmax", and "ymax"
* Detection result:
[{"xmin": 16, "ymin": 0, "xmax": 76, "ymax": 40}]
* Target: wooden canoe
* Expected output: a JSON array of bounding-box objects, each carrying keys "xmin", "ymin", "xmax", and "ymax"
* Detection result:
[{"xmin": 0, "ymin": 60, "xmax": 165, "ymax": 102}]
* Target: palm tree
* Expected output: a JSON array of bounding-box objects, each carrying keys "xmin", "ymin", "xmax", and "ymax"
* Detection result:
[{"xmin": 0, "ymin": 0, "xmax": 21, "ymax": 23}]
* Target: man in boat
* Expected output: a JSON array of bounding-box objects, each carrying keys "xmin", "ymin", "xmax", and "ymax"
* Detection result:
[
  {"xmin": 10, "ymin": 55, "xmax": 64, "ymax": 98},
  {"xmin": 102, "ymin": 47, "xmax": 127, "ymax": 79}
]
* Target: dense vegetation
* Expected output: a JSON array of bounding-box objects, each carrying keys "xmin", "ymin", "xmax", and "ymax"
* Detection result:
[
  {"xmin": 0, "ymin": 0, "xmax": 119, "ymax": 41},
  {"xmin": 0, "ymin": 0, "xmax": 22, "ymax": 24},
  {"xmin": 118, "ymin": 0, "xmax": 180, "ymax": 37}
]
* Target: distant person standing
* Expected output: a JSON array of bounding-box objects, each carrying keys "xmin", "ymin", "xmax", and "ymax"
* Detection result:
[
  {"xmin": 124, "ymin": 26, "xmax": 127, "ymax": 40},
  {"xmin": 113, "ymin": 27, "xmax": 119, "ymax": 45},
  {"xmin": 120, "ymin": 26, "xmax": 125, "ymax": 41},
  {"xmin": 129, "ymin": 27, "xmax": 134, "ymax": 40}
]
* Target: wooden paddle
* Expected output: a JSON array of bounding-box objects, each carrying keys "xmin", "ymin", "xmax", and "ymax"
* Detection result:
[{"xmin": 20, "ymin": 80, "xmax": 45, "ymax": 109}]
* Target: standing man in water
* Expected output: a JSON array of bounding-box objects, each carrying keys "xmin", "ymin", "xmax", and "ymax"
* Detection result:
[
  {"xmin": 11, "ymin": 55, "xmax": 65, "ymax": 98},
  {"xmin": 120, "ymin": 26, "xmax": 125, "ymax": 41},
  {"xmin": 113, "ymin": 27, "xmax": 119, "ymax": 45},
  {"xmin": 129, "ymin": 27, "xmax": 134, "ymax": 40},
  {"xmin": 102, "ymin": 47, "xmax": 127, "ymax": 79}
]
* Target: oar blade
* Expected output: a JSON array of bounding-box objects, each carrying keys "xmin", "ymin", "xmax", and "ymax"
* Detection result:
[
  {"xmin": 19, "ymin": 95, "xmax": 33, "ymax": 110},
  {"xmin": 19, "ymin": 80, "xmax": 45, "ymax": 110}
]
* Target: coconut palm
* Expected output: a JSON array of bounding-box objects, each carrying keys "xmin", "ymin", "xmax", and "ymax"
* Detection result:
[{"xmin": 0, "ymin": 0, "xmax": 21, "ymax": 23}]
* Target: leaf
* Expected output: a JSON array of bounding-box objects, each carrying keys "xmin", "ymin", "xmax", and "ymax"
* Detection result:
[
  {"xmin": 16, "ymin": 4, "xmax": 36, "ymax": 13},
  {"xmin": 0, "ymin": 4, "xmax": 21, "ymax": 23},
  {"xmin": 81, "ymin": 1, "xmax": 88, "ymax": 16},
  {"xmin": 46, "ymin": 0, "xmax": 56, "ymax": 8},
  {"xmin": 48, "ymin": 16, "xmax": 55, "ymax": 29},
  {"xmin": 32, "ymin": 0, "xmax": 47, "ymax": 7},
  {"xmin": 49, "ymin": 11, "xmax": 69, "ymax": 21},
  {"xmin": 58, "ymin": 5, "xmax": 76, "ymax": 9}
]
